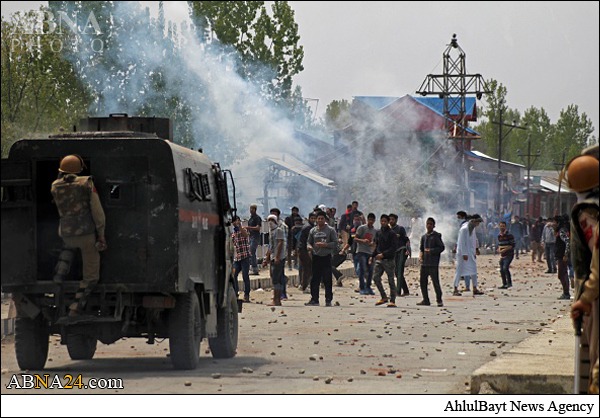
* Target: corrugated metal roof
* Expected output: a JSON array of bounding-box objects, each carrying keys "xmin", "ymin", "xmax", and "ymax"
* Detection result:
[
  {"xmin": 527, "ymin": 172, "xmax": 571, "ymax": 193},
  {"xmin": 354, "ymin": 96, "xmax": 477, "ymax": 118},
  {"xmin": 295, "ymin": 129, "xmax": 333, "ymax": 146},
  {"xmin": 413, "ymin": 96, "xmax": 477, "ymax": 118},
  {"xmin": 412, "ymin": 97, "xmax": 479, "ymax": 135},
  {"xmin": 266, "ymin": 154, "xmax": 336, "ymax": 189},
  {"xmin": 353, "ymin": 95, "xmax": 480, "ymax": 136},
  {"xmin": 353, "ymin": 96, "xmax": 399, "ymax": 110},
  {"xmin": 539, "ymin": 178, "xmax": 570, "ymax": 193},
  {"xmin": 467, "ymin": 150, "xmax": 525, "ymax": 168}
]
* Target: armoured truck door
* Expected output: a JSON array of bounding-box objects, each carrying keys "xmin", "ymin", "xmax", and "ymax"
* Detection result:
[{"xmin": 93, "ymin": 155, "xmax": 149, "ymax": 285}]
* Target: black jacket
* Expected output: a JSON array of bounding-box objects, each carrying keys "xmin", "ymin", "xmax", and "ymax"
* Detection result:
[
  {"xmin": 391, "ymin": 224, "xmax": 410, "ymax": 251},
  {"xmin": 530, "ymin": 222, "xmax": 543, "ymax": 242},
  {"xmin": 419, "ymin": 231, "xmax": 445, "ymax": 266},
  {"xmin": 297, "ymin": 222, "xmax": 314, "ymax": 251},
  {"xmin": 373, "ymin": 226, "xmax": 399, "ymax": 260}
]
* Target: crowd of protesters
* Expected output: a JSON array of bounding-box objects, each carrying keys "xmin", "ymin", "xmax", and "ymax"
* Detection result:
[
  {"xmin": 234, "ymin": 201, "xmax": 577, "ymax": 306},
  {"xmin": 230, "ymin": 145, "xmax": 599, "ymax": 395}
]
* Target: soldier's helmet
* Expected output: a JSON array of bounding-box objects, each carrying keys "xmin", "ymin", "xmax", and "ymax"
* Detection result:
[
  {"xmin": 59, "ymin": 155, "xmax": 85, "ymax": 174},
  {"xmin": 565, "ymin": 154, "xmax": 599, "ymax": 192}
]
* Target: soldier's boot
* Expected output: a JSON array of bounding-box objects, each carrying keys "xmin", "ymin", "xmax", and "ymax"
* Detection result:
[
  {"xmin": 68, "ymin": 300, "xmax": 83, "ymax": 317},
  {"xmin": 68, "ymin": 286, "xmax": 93, "ymax": 316},
  {"xmin": 268, "ymin": 289, "xmax": 282, "ymax": 306}
]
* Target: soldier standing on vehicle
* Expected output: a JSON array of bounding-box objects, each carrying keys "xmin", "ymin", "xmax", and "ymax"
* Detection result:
[
  {"xmin": 565, "ymin": 145, "xmax": 599, "ymax": 394},
  {"xmin": 50, "ymin": 155, "xmax": 106, "ymax": 317}
]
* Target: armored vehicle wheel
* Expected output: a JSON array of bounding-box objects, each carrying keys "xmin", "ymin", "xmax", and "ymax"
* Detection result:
[
  {"xmin": 209, "ymin": 284, "xmax": 238, "ymax": 358},
  {"xmin": 15, "ymin": 315, "xmax": 49, "ymax": 370},
  {"xmin": 67, "ymin": 334, "xmax": 97, "ymax": 360},
  {"xmin": 169, "ymin": 291, "xmax": 202, "ymax": 370}
]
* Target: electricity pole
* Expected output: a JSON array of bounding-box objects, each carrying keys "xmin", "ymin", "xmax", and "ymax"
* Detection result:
[
  {"xmin": 303, "ymin": 98, "xmax": 320, "ymax": 123},
  {"xmin": 416, "ymin": 34, "xmax": 489, "ymax": 210},
  {"xmin": 553, "ymin": 148, "xmax": 567, "ymax": 215},
  {"xmin": 416, "ymin": 34, "xmax": 489, "ymax": 142},
  {"xmin": 517, "ymin": 133, "xmax": 541, "ymax": 217},
  {"xmin": 491, "ymin": 103, "xmax": 526, "ymax": 213}
]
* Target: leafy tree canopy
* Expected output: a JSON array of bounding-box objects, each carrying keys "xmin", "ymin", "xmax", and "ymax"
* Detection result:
[
  {"xmin": 474, "ymin": 79, "xmax": 597, "ymax": 169},
  {"xmin": 1, "ymin": 8, "xmax": 90, "ymax": 156},
  {"xmin": 188, "ymin": 1, "xmax": 304, "ymax": 109}
]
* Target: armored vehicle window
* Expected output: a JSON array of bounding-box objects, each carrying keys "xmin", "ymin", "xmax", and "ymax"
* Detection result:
[
  {"xmin": 1, "ymin": 161, "xmax": 32, "ymax": 206},
  {"xmin": 105, "ymin": 180, "xmax": 135, "ymax": 208},
  {"xmin": 1, "ymin": 180, "xmax": 32, "ymax": 204},
  {"xmin": 185, "ymin": 168, "xmax": 211, "ymax": 202},
  {"xmin": 110, "ymin": 184, "xmax": 121, "ymax": 200},
  {"xmin": 200, "ymin": 173, "xmax": 211, "ymax": 200}
]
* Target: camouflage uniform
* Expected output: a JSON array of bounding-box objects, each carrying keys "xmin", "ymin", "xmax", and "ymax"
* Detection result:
[
  {"xmin": 51, "ymin": 174, "xmax": 106, "ymax": 314},
  {"xmin": 571, "ymin": 197, "xmax": 599, "ymax": 394}
]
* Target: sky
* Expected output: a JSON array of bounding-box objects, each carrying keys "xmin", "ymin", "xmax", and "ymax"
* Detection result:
[
  {"xmin": 2, "ymin": 1, "xmax": 598, "ymax": 133},
  {"xmin": 288, "ymin": 1, "xmax": 599, "ymax": 133}
]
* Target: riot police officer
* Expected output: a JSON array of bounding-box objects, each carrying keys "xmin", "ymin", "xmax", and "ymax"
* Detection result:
[
  {"xmin": 51, "ymin": 155, "xmax": 107, "ymax": 317},
  {"xmin": 566, "ymin": 145, "xmax": 599, "ymax": 394}
]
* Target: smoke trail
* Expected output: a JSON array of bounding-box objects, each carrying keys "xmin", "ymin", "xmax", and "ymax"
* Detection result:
[
  {"xmin": 56, "ymin": 1, "xmax": 472, "ymax": 237},
  {"xmin": 54, "ymin": 1, "xmax": 307, "ymax": 214}
]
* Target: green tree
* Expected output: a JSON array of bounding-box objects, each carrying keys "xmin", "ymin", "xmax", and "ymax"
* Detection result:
[
  {"xmin": 516, "ymin": 106, "xmax": 553, "ymax": 170},
  {"xmin": 288, "ymin": 85, "xmax": 313, "ymax": 130},
  {"xmin": 1, "ymin": 9, "xmax": 90, "ymax": 156},
  {"xmin": 545, "ymin": 104, "xmax": 596, "ymax": 168},
  {"xmin": 188, "ymin": 1, "xmax": 304, "ymax": 108},
  {"xmin": 47, "ymin": 1, "xmax": 207, "ymax": 150},
  {"xmin": 45, "ymin": 1, "xmax": 308, "ymax": 164},
  {"xmin": 475, "ymin": 79, "xmax": 523, "ymax": 159},
  {"xmin": 324, "ymin": 99, "xmax": 351, "ymax": 131},
  {"xmin": 475, "ymin": 78, "xmax": 598, "ymax": 170}
]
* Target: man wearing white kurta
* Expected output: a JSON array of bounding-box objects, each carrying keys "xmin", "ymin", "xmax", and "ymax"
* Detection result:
[{"xmin": 453, "ymin": 215, "xmax": 484, "ymax": 296}]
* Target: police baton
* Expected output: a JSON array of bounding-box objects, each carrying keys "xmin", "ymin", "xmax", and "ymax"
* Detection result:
[
  {"xmin": 573, "ymin": 313, "xmax": 583, "ymax": 394},
  {"xmin": 573, "ymin": 275, "xmax": 588, "ymax": 394}
]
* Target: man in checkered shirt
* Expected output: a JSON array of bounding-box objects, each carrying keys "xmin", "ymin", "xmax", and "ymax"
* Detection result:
[{"xmin": 232, "ymin": 215, "xmax": 252, "ymax": 302}]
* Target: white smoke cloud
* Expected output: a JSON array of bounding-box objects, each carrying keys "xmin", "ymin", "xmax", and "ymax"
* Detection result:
[
  {"xmin": 60, "ymin": 1, "xmax": 300, "ymax": 215},
  {"xmin": 61, "ymin": 1, "xmax": 473, "ymax": 239},
  {"xmin": 327, "ymin": 98, "xmax": 468, "ymax": 243}
]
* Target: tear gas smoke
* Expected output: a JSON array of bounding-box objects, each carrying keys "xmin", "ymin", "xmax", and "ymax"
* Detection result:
[{"xmin": 59, "ymin": 1, "xmax": 470, "ymax": 240}]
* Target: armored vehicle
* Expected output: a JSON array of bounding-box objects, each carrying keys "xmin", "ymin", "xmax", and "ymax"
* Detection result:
[{"xmin": 1, "ymin": 114, "xmax": 240, "ymax": 370}]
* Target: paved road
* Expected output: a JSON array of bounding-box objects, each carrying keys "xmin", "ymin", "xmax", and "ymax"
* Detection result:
[{"xmin": 1, "ymin": 254, "xmax": 574, "ymax": 394}]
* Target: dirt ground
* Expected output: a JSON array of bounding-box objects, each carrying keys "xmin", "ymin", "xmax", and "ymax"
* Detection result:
[{"xmin": 1, "ymin": 252, "xmax": 572, "ymax": 396}]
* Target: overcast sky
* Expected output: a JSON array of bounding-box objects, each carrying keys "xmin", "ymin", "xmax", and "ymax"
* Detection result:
[
  {"xmin": 289, "ymin": 1, "xmax": 599, "ymax": 133},
  {"xmin": 3, "ymin": 1, "xmax": 598, "ymax": 134}
]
